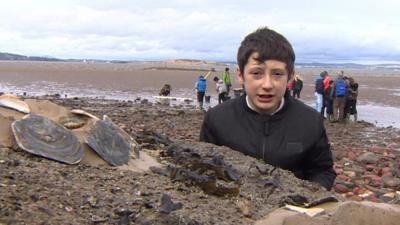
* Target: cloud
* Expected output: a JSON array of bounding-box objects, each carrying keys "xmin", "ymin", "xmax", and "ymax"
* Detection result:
[{"xmin": 0, "ymin": 0, "xmax": 400, "ymax": 63}]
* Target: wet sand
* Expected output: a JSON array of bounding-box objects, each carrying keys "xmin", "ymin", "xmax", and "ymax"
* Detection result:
[{"xmin": 1, "ymin": 60, "xmax": 400, "ymax": 127}]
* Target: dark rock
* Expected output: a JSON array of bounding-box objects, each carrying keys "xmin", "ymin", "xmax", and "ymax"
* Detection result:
[{"xmin": 159, "ymin": 194, "xmax": 183, "ymax": 214}]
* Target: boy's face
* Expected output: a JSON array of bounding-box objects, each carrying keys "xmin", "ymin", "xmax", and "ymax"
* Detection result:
[{"xmin": 237, "ymin": 52, "xmax": 290, "ymax": 114}]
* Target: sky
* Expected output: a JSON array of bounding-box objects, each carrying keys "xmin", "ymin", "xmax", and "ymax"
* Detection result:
[{"xmin": 1, "ymin": 0, "xmax": 400, "ymax": 64}]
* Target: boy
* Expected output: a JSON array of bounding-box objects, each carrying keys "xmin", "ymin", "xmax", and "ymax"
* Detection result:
[{"xmin": 200, "ymin": 27, "xmax": 336, "ymax": 190}]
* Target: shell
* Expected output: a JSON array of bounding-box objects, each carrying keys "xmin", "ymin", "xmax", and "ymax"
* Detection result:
[
  {"xmin": 11, "ymin": 114, "xmax": 84, "ymax": 164},
  {"xmin": 0, "ymin": 94, "xmax": 30, "ymax": 114},
  {"xmin": 70, "ymin": 109, "xmax": 99, "ymax": 120},
  {"xmin": 58, "ymin": 115, "xmax": 87, "ymax": 129},
  {"xmin": 86, "ymin": 119, "xmax": 136, "ymax": 166}
]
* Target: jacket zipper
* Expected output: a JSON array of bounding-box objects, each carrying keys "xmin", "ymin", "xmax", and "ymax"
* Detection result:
[
  {"xmin": 262, "ymin": 137, "xmax": 266, "ymax": 160},
  {"xmin": 262, "ymin": 121, "xmax": 270, "ymax": 161}
]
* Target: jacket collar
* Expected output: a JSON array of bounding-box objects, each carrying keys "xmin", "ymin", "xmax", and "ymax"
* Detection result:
[
  {"xmin": 245, "ymin": 95, "xmax": 285, "ymax": 115},
  {"xmin": 240, "ymin": 94, "xmax": 290, "ymax": 121}
]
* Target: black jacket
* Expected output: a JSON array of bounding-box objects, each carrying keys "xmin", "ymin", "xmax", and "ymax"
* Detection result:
[{"xmin": 200, "ymin": 95, "xmax": 336, "ymax": 190}]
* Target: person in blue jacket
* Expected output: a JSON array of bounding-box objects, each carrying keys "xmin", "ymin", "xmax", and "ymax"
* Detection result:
[{"xmin": 194, "ymin": 71, "xmax": 211, "ymax": 110}]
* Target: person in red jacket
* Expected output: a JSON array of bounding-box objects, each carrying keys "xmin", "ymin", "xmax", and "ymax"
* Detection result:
[
  {"xmin": 321, "ymin": 72, "xmax": 331, "ymax": 117},
  {"xmin": 200, "ymin": 27, "xmax": 336, "ymax": 190}
]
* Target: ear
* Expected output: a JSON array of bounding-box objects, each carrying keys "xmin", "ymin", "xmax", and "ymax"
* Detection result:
[{"xmin": 236, "ymin": 66, "xmax": 245, "ymax": 85}]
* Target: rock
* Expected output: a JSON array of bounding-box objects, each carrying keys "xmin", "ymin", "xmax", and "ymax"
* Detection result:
[
  {"xmin": 380, "ymin": 192, "xmax": 396, "ymax": 203},
  {"xmin": 236, "ymin": 200, "xmax": 252, "ymax": 218},
  {"xmin": 380, "ymin": 167, "xmax": 392, "ymax": 177},
  {"xmin": 362, "ymin": 175, "xmax": 381, "ymax": 187},
  {"xmin": 334, "ymin": 183, "xmax": 349, "ymax": 193},
  {"xmin": 349, "ymin": 195, "xmax": 363, "ymax": 201},
  {"xmin": 335, "ymin": 179, "xmax": 355, "ymax": 189},
  {"xmin": 337, "ymin": 174, "xmax": 350, "ymax": 181},
  {"xmin": 354, "ymin": 179, "xmax": 364, "ymax": 186},
  {"xmin": 352, "ymin": 187, "xmax": 365, "ymax": 195},
  {"xmin": 334, "ymin": 167, "xmax": 343, "ymax": 175},
  {"xmin": 347, "ymin": 151, "xmax": 357, "ymax": 160},
  {"xmin": 365, "ymin": 164, "xmax": 375, "ymax": 172},
  {"xmin": 356, "ymin": 152, "xmax": 379, "ymax": 164},
  {"xmin": 382, "ymin": 176, "xmax": 400, "ymax": 188},
  {"xmin": 343, "ymin": 171, "xmax": 356, "ymax": 178},
  {"xmin": 365, "ymin": 194, "xmax": 380, "ymax": 203},
  {"xmin": 370, "ymin": 146, "xmax": 388, "ymax": 154}
]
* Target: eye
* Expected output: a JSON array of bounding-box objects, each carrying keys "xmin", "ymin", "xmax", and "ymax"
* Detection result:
[
  {"xmin": 250, "ymin": 70, "xmax": 264, "ymax": 79},
  {"xmin": 272, "ymin": 70, "xmax": 287, "ymax": 76}
]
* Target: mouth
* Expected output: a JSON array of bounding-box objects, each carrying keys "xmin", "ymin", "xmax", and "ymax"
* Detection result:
[{"xmin": 257, "ymin": 94, "xmax": 274, "ymax": 103}]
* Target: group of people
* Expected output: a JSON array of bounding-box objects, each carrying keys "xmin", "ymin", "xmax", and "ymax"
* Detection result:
[
  {"xmin": 194, "ymin": 67, "xmax": 232, "ymax": 110},
  {"xmin": 315, "ymin": 70, "xmax": 359, "ymax": 123}
]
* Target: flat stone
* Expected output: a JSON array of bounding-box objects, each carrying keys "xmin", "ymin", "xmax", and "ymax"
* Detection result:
[{"xmin": 356, "ymin": 152, "xmax": 379, "ymax": 164}]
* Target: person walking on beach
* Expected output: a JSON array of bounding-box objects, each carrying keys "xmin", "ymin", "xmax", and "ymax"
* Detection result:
[
  {"xmin": 315, "ymin": 71, "xmax": 327, "ymax": 114},
  {"xmin": 213, "ymin": 76, "xmax": 228, "ymax": 104},
  {"xmin": 222, "ymin": 67, "xmax": 232, "ymax": 96},
  {"xmin": 333, "ymin": 72, "xmax": 348, "ymax": 122},
  {"xmin": 194, "ymin": 71, "xmax": 211, "ymax": 110},
  {"xmin": 200, "ymin": 27, "xmax": 336, "ymax": 190},
  {"xmin": 292, "ymin": 74, "xmax": 303, "ymax": 99},
  {"xmin": 345, "ymin": 77, "xmax": 358, "ymax": 122}
]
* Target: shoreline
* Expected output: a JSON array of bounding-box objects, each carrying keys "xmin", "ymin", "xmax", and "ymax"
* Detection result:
[{"xmin": 2, "ymin": 86, "xmax": 400, "ymax": 129}]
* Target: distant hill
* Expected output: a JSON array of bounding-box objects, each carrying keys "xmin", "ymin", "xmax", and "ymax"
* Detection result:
[
  {"xmin": 0, "ymin": 52, "xmax": 60, "ymax": 61},
  {"xmin": 1, "ymin": 51, "xmax": 399, "ymax": 70}
]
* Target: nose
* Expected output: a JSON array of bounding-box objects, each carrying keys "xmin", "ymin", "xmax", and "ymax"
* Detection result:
[{"xmin": 261, "ymin": 73, "xmax": 273, "ymax": 90}]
